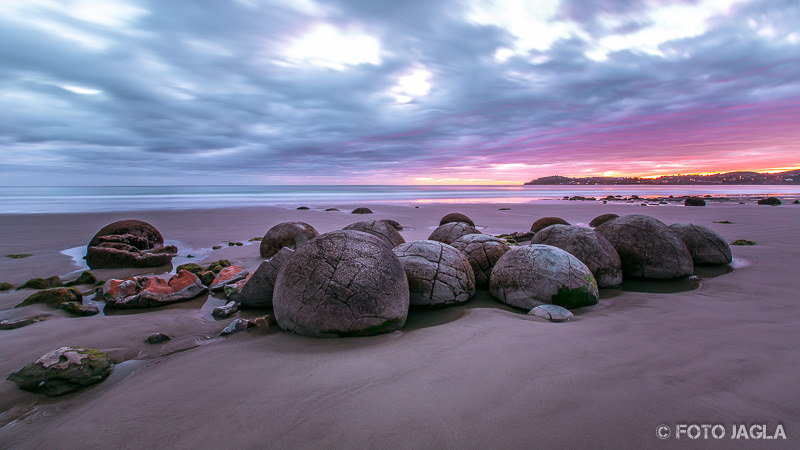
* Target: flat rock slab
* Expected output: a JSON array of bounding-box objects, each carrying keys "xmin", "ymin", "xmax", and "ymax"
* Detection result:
[{"xmin": 7, "ymin": 347, "xmax": 113, "ymax": 396}]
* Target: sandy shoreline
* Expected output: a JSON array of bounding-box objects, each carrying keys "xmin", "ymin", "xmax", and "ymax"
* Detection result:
[{"xmin": 1, "ymin": 200, "xmax": 798, "ymax": 447}]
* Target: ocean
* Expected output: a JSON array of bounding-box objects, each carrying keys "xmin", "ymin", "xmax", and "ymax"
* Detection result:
[{"xmin": 1, "ymin": 185, "xmax": 798, "ymax": 214}]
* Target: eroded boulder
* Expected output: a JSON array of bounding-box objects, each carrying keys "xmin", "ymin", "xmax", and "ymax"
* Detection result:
[
  {"xmin": 596, "ymin": 215, "xmax": 693, "ymax": 279},
  {"xmin": 530, "ymin": 225, "xmax": 622, "ymax": 287},
  {"xmin": 344, "ymin": 220, "xmax": 405, "ymax": 248},
  {"xmin": 668, "ymin": 223, "xmax": 732, "ymax": 265},
  {"xmin": 428, "ymin": 222, "xmax": 480, "ymax": 245},
  {"xmin": 7, "ymin": 347, "xmax": 113, "ymax": 396},
  {"xmin": 103, "ymin": 270, "xmax": 206, "ymax": 308},
  {"xmin": 273, "ymin": 230, "xmax": 409, "ymax": 337},
  {"xmin": 450, "ymin": 234, "xmax": 510, "ymax": 287},
  {"xmin": 490, "ymin": 245, "xmax": 599, "ymax": 310},
  {"xmin": 393, "ymin": 240, "xmax": 475, "ymax": 306},
  {"xmin": 86, "ymin": 220, "xmax": 176, "ymax": 269},
  {"xmin": 259, "ymin": 222, "xmax": 319, "ymax": 258},
  {"xmin": 229, "ymin": 248, "xmax": 294, "ymax": 308},
  {"xmin": 209, "ymin": 266, "xmax": 249, "ymax": 292},
  {"xmin": 439, "ymin": 212, "xmax": 475, "ymax": 227}
]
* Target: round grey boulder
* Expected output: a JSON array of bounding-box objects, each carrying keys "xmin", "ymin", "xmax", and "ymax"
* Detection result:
[
  {"xmin": 428, "ymin": 222, "xmax": 480, "ymax": 245},
  {"xmin": 490, "ymin": 245, "xmax": 599, "ymax": 310},
  {"xmin": 259, "ymin": 222, "xmax": 319, "ymax": 258},
  {"xmin": 529, "ymin": 304, "xmax": 574, "ymax": 322},
  {"xmin": 273, "ymin": 230, "xmax": 409, "ymax": 337},
  {"xmin": 344, "ymin": 220, "xmax": 405, "ymax": 248},
  {"xmin": 393, "ymin": 240, "xmax": 476, "ymax": 306},
  {"xmin": 596, "ymin": 215, "xmax": 693, "ymax": 279},
  {"xmin": 530, "ymin": 225, "xmax": 623, "ymax": 287},
  {"xmin": 668, "ymin": 223, "xmax": 732, "ymax": 265},
  {"xmin": 439, "ymin": 212, "xmax": 475, "ymax": 227},
  {"xmin": 450, "ymin": 234, "xmax": 510, "ymax": 287}
]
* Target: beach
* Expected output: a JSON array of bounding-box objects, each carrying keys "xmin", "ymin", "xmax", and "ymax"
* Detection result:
[{"xmin": 1, "ymin": 199, "xmax": 798, "ymax": 448}]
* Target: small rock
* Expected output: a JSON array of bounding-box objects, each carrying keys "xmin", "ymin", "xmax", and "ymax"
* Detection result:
[
  {"xmin": 0, "ymin": 282, "xmax": 14, "ymax": 291},
  {"xmin": 145, "ymin": 332, "xmax": 172, "ymax": 344},
  {"xmin": 212, "ymin": 245, "xmax": 222, "ymax": 250},
  {"xmin": 529, "ymin": 304, "xmax": 575, "ymax": 322},
  {"xmin": 499, "ymin": 207, "xmax": 511, "ymax": 210},
  {"xmin": 713, "ymin": 220, "xmax": 733, "ymax": 224},
  {"xmin": 325, "ymin": 208, "xmax": 340, "ymax": 211},
  {"xmin": 187, "ymin": 254, "xmax": 195, "ymax": 258},
  {"xmin": 198, "ymin": 271, "xmax": 216, "ymax": 286},
  {"xmin": 17, "ymin": 287, "xmax": 82, "ymax": 308},
  {"xmin": 65, "ymin": 271, "xmax": 97, "ymax": 287},
  {"xmin": 730, "ymin": 239, "xmax": 756, "ymax": 245},
  {"xmin": 684, "ymin": 196, "xmax": 706, "ymax": 206},
  {"xmin": 7, "ymin": 347, "xmax": 113, "ymax": 396},
  {"xmin": 220, "ymin": 319, "xmax": 248, "ymax": 336},
  {"xmin": 248, "ymin": 237, "xmax": 263, "ymax": 241},
  {"xmin": 6, "ymin": 253, "xmax": 33, "ymax": 259},
  {"xmin": 296, "ymin": 206, "xmax": 310, "ymax": 210},
  {"xmin": 1, "ymin": 318, "xmax": 34, "ymax": 330},
  {"xmin": 757, "ymin": 197, "xmax": 781, "ymax": 206},
  {"xmin": 246, "ymin": 315, "xmax": 276, "ymax": 329},
  {"xmin": 212, "ymin": 301, "xmax": 240, "ymax": 319},
  {"xmin": 209, "ymin": 266, "xmax": 249, "ymax": 292},
  {"xmin": 176, "ymin": 263, "xmax": 203, "ymax": 274},
  {"xmin": 351, "ymin": 207, "xmax": 373, "ymax": 214},
  {"xmin": 59, "ymin": 301, "xmax": 100, "ymax": 316},
  {"xmin": 17, "ymin": 276, "xmax": 63, "ymax": 290}
]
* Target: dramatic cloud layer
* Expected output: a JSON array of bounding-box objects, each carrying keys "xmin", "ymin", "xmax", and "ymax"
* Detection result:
[{"xmin": 1, "ymin": 0, "xmax": 798, "ymax": 184}]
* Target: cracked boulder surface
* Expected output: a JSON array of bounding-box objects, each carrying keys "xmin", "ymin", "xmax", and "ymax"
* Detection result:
[
  {"xmin": 589, "ymin": 213, "xmax": 619, "ymax": 228},
  {"xmin": 439, "ymin": 212, "xmax": 475, "ymax": 227},
  {"xmin": 259, "ymin": 222, "xmax": 319, "ymax": 258},
  {"xmin": 7, "ymin": 347, "xmax": 113, "ymax": 396},
  {"xmin": 394, "ymin": 240, "xmax": 476, "ymax": 307},
  {"xmin": 428, "ymin": 222, "xmax": 480, "ymax": 245},
  {"xmin": 273, "ymin": 230, "xmax": 409, "ymax": 337},
  {"xmin": 233, "ymin": 247, "xmax": 294, "ymax": 308},
  {"xmin": 530, "ymin": 217, "xmax": 570, "ymax": 233},
  {"xmin": 530, "ymin": 225, "xmax": 623, "ymax": 288},
  {"xmin": 668, "ymin": 223, "xmax": 732, "ymax": 265},
  {"xmin": 450, "ymin": 234, "xmax": 510, "ymax": 288},
  {"xmin": 596, "ymin": 215, "xmax": 693, "ymax": 280},
  {"xmin": 343, "ymin": 220, "xmax": 405, "ymax": 248},
  {"xmin": 86, "ymin": 219, "xmax": 176, "ymax": 269},
  {"xmin": 490, "ymin": 244, "xmax": 599, "ymax": 310}
]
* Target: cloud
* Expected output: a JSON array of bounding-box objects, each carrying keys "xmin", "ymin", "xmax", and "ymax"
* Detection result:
[{"xmin": 0, "ymin": 0, "xmax": 798, "ymax": 185}]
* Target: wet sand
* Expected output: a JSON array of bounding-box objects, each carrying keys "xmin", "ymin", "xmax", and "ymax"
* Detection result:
[{"xmin": 1, "ymin": 200, "xmax": 798, "ymax": 448}]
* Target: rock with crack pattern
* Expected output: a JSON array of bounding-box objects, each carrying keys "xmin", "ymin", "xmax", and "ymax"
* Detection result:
[
  {"xmin": 344, "ymin": 220, "xmax": 405, "ymax": 248},
  {"xmin": 231, "ymin": 247, "xmax": 294, "ymax": 308},
  {"xmin": 7, "ymin": 347, "xmax": 113, "ymax": 396},
  {"xmin": 450, "ymin": 234, "xmax": 510, "ymax": 288},
  {"xmin": 393, "ymin": 240, "xmax": 476, "ymax": 306},
  {"xmin": 428, "ymin": 222, "xmax": 480, "ymax": 245},
  {"xmin": 668, "ymin": 223, "xmax": 732, "ymax": 265},
  {"xmin": 596, "ymin": 215, "xmax": 693, "ymax": 280},
  {"xmin": 259, "ymin": 222, "xmax": 319, "ymax": 259},
  {"xmin": 86, "ymin": 219, "xmax": 176, "ymax": 269},
  {"xmin": 530, "ymin": 225, "xmax": 623, "ymax": 288},
  {"xmin": 490, "ymin": 244, "xmax": 599, "ymax": 310},
  {"xmin": 273, "ymin": 230, "xmax": 409, "ymax": 337}
]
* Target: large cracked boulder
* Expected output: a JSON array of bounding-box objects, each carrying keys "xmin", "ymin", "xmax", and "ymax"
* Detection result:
[
  {"xmin": 273, "ymin": 230, "xmax": 409, "ymax": 337},
  {"xmin": 393, "ymin": 240, "xmax": 475, "ymax": 307},
  {"xmin": 103, "ymin": 270, "xmax": 206, "ymax": 308},
  {"xmin": 530, "ymin": 217, "xmax": 570, "ymax": 233},
  {"xmin": 668, "ymin": 223, "xmax": 732, "ymax": 265},
  {"xmin": 439, "ymin": 212, "xmax": 475, "ymax": 227},
  {"xmin": 530, "ymin": 225, "xmax": 623, "ymax": 288},
  {"xmin": 428, "ymin": 222, "xmax": 480, "ymax": 245},
  {"xmin": 7, "ymin": 347, "xmax": 113, "ymax": 396},
  {"xmin": 230, "ymin": 247, "xmax": 294, "ymax": 308},
  {"xmin": 344, "ymin": 220, "xmax": 405, "ymax": 248},
  {"xmin": 86, "ymin": 220, "xmax": 176, "ymax": 269},
  {"xmin": 259, "ymin": 222, "xmax": 319, "ymax": 258},
  {"xmin": 490, "ymin": 245, "xmax": 599, "ymax": 310},
  {"xmin": 596, "ymin": 215, "xmax": 693, "ymax": 279},
  {"xmin": 450, "ymin": 234, "xmax": 510, "ymax": 288}
]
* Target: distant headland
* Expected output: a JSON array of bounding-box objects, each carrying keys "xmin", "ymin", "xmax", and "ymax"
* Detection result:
[{"xmin": 524, "ymin": 170, "xmax": 800, "ymax": 185}]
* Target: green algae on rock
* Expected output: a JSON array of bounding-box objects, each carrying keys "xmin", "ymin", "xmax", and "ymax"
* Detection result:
[
  {"xmin": 16, "ymin": 287, "xmax": 82, "ymax": 308},
  {"xmin": 7, "ymin": 347, "xmax": 113, "ymax": 396}
]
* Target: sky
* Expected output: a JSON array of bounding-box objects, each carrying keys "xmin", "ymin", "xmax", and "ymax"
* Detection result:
[{"xmin": 1, "ymin": 0, "xmax": 799, "ymax": 185}]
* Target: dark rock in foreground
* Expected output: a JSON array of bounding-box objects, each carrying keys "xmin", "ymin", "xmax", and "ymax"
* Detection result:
[
  {"xmin": 273, "ymin": 230, "xmax": 409, "ymax": 337},
  {"xmin": 393, "ymin": 240, "xmax": 475, "ymax": 306},
  {"xmin": 233, "ymin": 247, "xmax": 294, "ymax": 308},
  {"xmin": 145, "ymin": 332, "xmax": 171, "ymax": 344},
  {"xmin": 7, "ymin": 347, "xmax": 113, "ymax": 396},
  {"xmin": 669, "ymin": 223, "xmax": 732, "ymax": 265},
  {"xmin": 531, "ymin": 225, "xmax": 622, "ymax": 288},
  {"xmin": 596, "ymin": 215, "xmax": 693, "ymax": 280},
  {"xmin": 259, "ymin": 222, "xmax": 319, "ymax": 258}
]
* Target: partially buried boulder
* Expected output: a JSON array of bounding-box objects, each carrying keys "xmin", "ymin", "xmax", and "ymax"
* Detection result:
[
  {"xmin": 428, "ymin": 222, "xmax": 480, "ymax": 245},
  {"xmin": 439, "ymin": 212, "xmax": 475, "ymax": 227},
  {"xmin": 230, "ymin": 247, "xmax": 294, "ymax": 308},
  {"xmin": 684, "ymin": 196, "xmax": 706, "ymax": 206},
  {"xmin": 7, "ymin": 347, "xmax": 113, "ymax": 396},
  {"xmin": 17, "ymin": 276, "xmax": 63, "ymax": 290},
  {"xmin": 86, "ymin": 220, "xmax": 177, "ymax": 269},
  {"xmin": 589, "ymin": 213, "xmax": 619, "ymax": 228},
  {"xmin": 758, "ymin": 197, "xmax": 781, "ymax": 205},
  {"xmin": 490, "ymin": 245, "xmax": 599, "ymax": 310},
  {"xmin": 259, "ymin": 222, "xmax": 319, "ymax": 258},
  {"xmin": 529, "ymin": 304, "xmax": 574, "ymax": 322},
  {"xmin": 16, "ymin": 287, "xmax": 82, "ymax": 308},
  {"xmin": 393, "ymin": 240, "xmax": 475, "ymax": 306},
  {"xmin": 273, "ymin": 230, "xmax": 409, "ymax": 337},
  {"xmin": 380, "ymin": 219, "xmax": 403, "ymax": 230},
  {"xmin": 351, "ymin": 207, "xmax": 373, "ymax": 214},
  {"xmin": 103, "ymin": 270, "xmax": 206, "ymax": 308},
  {"xmin": 596, "ymin": 215, "xmax": 693, "ymax": 279},
  {"xmin": 344, "ymin": 220, "xmax": 405, "ymax": 248},
  {"xmin": 530, "ymin": 217, "xmax": 569, "ymax": 233},
  {"xmin": 450, "ymin": 234, "xmax": 510, "ymax": 288},
  {"xmin": 668, "ymin": 223, "xmax": 732, "ymax": 265},
  {"xmin": 530, "ymin": 225, "xmax": 622, "ymax": 288}
]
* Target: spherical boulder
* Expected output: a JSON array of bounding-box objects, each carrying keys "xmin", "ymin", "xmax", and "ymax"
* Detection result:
[
  {"xmin": 273, "ymin": 230, "xmax": 409, "ymax": 337},
  {"xmin": 596, "ymin": 215, "xmax": 693, "ymax": 279},
  {"xmin": 393, "ymin": 240, "xmax": 475, "ymax": 306},
  {"xmin": 86, "ymin": 219, "xmax": 176, "ymax": 269},
  {"xmin": 668, "ymin": 223, "xmax": 732, "ymax": 265},
  {"xmin": 344, "ymin": 220, "xmax": 405, "ymax": 248},
  {"xmin": 530, "ymin": 225, "xmax": 623, "ymax": 288},
  {"xmin": 88, "ymin": 219, "xmax": 163, "ymax": 248},
  {"xmin": 428, "ymin": 222, "xmax": 480, "ymax": 245},
  {"xmin": 439, "ymin": 212, "xmax": 475, "ymax": 227},
  {"xmin": 490, "ymin": 245, "xmax": 599, "ymax": 310},
  {"xmin": 684, "ymin": 196, "xmax": 706, "ymax": 206},
  {"xmin": 589, "ymin": 213, "xmax": 619, "ymax": 228},
  {"xmin": 530, "ymin": 217, "xmax": 569, "ymax": 233},
  {"xmin": 259, "ymin": 222, "xmax": 319, "ymax": 258},
  {"xmin": 450, "ymin": 234, "xmax": 510, "ymax": 287}
]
